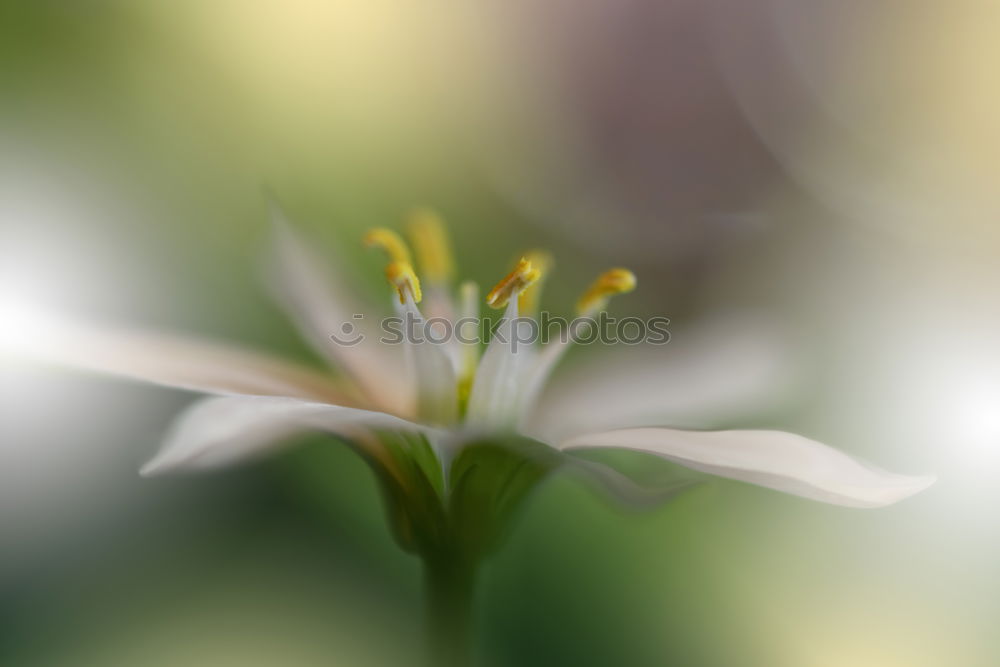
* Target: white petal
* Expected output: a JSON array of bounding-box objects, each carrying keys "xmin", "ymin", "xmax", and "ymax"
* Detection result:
[
  {"xmin": 525, "ymin": 313, "xmax": 793, "ymax": 441},
  {"xmin": 560, "ymin": 428, "xmax": 935, "ymax": 507},
  {"xmin": 517, "ymin": 337, "xmax": 570, "ymax": 428},
  {"xmin": 141, "ymin": 395, "xmax": 437, "ymax": 475},
  {"xmin": 11, "ymin": 315, "xmax": 354, "ymax": 404},
  {"xmin": 267, "ymin": 206, "xmax": 413, "ymax": 415},
  {"xmin": 466, "ymin": 299, "xmax": 536, "ymax": 429},
  {"xmin": 422, "ymin": 285, "xmax": 464, "ymax": 375},
  {"xmin": 398, "ymin": 292, "xmax": 457, "ymax": 425}
]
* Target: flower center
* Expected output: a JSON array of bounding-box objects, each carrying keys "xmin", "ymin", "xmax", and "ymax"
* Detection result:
[{"xmin": 364, "ymin": 212, "xmax": 637, "ymax": 427}]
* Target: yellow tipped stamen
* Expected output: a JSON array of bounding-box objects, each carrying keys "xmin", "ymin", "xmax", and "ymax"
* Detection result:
[
  {"xmin": 407, "ymin": 208, "xmax": 455, "ymax": 284},
  {"xmin": 486, "ymin": 258, "xmax": 541, "ymax": 309},
  {"xmin": 517, "ymin": 250, "xmax": 553, "ymax": 315},
  {"xmin": 364, "ymin": 227, "xmax": 421, "ymax": 303},
  {"xmin": 364, "ymin": 228, "xmax": 412, "ymax": 266},
  {"xmin": 576, "ymin": 268, "xmax": 637, "ymax": 314},
  {"xmin": 385, "ymin": 261, "xmax": 423, "ymax": 304}
]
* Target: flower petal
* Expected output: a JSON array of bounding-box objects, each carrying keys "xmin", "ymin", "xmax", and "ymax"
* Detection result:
[
  {"xmin": 466, "ymin": 299, "xmax": 537, "ymax": 429},
  {"xmin": 525, "ymin": 313, "xmax": 793, "ymax": 441},
  {"xmin": 267, "ymin": 205, "xmax": 413, "ymax": 415},
  {"xmin": 11, "ymin": 315, "xmax": 355, "ymax": 404},
  {"xmin": 397, "ymin": 291, "xmax": 458, "ymax": 425},
  {"xmin": 560, "ymin": 427, "xmax": 935, "ymax": 507},
  {"xmin": 141, "ymin": 395, "xmax": 438, "ymax": 475}
]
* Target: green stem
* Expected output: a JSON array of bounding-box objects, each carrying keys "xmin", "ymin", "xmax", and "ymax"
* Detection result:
[{"xmin": 424, "ymin": 555, "xmax": 477, "ymax": 667}]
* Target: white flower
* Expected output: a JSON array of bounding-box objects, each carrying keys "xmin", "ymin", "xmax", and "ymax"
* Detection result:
[{"xmin": 6, "ymin": 205, "xmax": 934, "ymax": 511}]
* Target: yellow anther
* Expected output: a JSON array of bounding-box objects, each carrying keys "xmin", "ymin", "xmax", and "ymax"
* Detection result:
[
  {"xmin": 517, "ymin": 249, "xmax": 553, "ymax": 315},
  {"xmin": 407, "ymin": 208, "xmax": 455, "ymax": 284},
  {"xmin": 385, "ymin": 261, "xmax": 423, "ymax": 304},
  {"xmin": 576, "ymin": 268, "xmax": 637, "ymax": 314},
  {"xmin": 486, "ymin": 258, "xmax": 541, "ymax": 309},
  {"xmin": 364, "ymin": 228, "xmax": 412, "ymax": 266}
]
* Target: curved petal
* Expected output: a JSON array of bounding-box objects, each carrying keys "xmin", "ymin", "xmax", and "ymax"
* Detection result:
[
  {"xmin": 525, "ymin": 313, "xmax": 794, "ymax": 441},
  {"xmin": 560, "ymin": 428, "xmax": 935, "ymax": 508},
  {"xmin": 141, "ymin": 395, "xmax": 438, "ymax": 475},
  {"xmin": 8, "ymin": 314, "xmax": 355, "ymax": 404},
  {"xmin": 267, "ymin": 205, "xmax": 413, "ymax": 415},
  {"xmin": 562, "ymin": 457, "xmax": 703, "ymax": 509}
]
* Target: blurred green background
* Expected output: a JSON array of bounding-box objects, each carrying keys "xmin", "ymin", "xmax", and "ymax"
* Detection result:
[{"xmin": 2, "ymin": 1, "xmax": 998, "ymax": 665}]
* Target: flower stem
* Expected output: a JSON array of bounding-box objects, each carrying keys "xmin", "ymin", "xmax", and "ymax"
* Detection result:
[{"xmin": 423, "ymin": 555, "xmax": 477, "ymax": 667}]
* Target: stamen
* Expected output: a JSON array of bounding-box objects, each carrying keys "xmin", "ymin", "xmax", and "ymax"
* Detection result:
[
  {"xmin": 517, "ymin": 249, "xmax": 553, "ymax": 315},
  {"xmin": 485, "ymin": 258, "xmax": 541, "ymax": 309},
  {"xmin": 385, "ymin": 261, "xmax": 423, "ymax": 304},
  {"xmin": 456, "ymin": 281, "xmax": 480, "ymax": 417},
  {"xmin": 364, "ymin": 228, "xmax": 412, "ymax": 266},
  {"xmin": 364, "ymin": 228, "xmax": 422, "ymax": 304},
  {"xmin": 407, "ymin": 208, "xmax": 455, "ymax": 284},
  {"xmin": 576, "ymin": 268, "xmax": 636, "ymax": 314}
]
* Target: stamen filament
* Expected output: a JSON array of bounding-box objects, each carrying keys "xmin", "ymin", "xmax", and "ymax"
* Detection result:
[{"xmin": 456, "ymin": 280, "xmax": 480, "ymax": 417}]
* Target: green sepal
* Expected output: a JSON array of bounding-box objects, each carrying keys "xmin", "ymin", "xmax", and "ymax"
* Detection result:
[
  {"xmin": 445, "ymin": 435, "xmax": 562, "ymax": 562},
  {"xmin": 366, "ymin": 431, "xmax": 449, "ymax": 556},
  {"xmin": 366, "ymin": 433, "xmax": 703, "ymax": 563},
  {"xmin": 369, "ymin": 433, "xmax": 560, "ymax": 563}
]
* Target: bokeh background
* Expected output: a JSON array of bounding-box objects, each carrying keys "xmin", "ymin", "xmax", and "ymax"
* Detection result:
[{"xmin": 2, "ymin": 1, "xmax": 998, "ymax": 665}]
